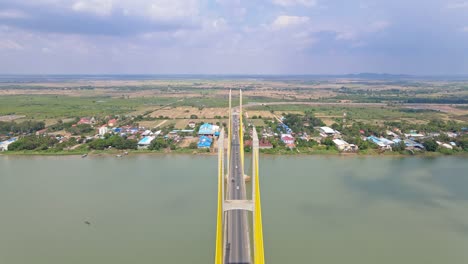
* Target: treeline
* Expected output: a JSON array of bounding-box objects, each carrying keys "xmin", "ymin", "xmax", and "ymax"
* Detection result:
[
  {"xmin": 0, "ymin": 120, "xmax": 45, "ymax": 134},
  {"xmin": 406, "ymin": 98, "xmax": 468, "ymax": 104},
  {"xmin": 48, "ymin": 119, "xmax": 78, "ymax": 132},
  {"xmin": 148, "ymin": 138, "xmax": 176, "ymax": 151},
  {"xmin": 282, "ymin": 111, "xmax": 325, "ymax": 133},
  {"xmin": 66, "ymin": 124, "xmax": 94, "ymax": 135},
  {"xmin": 88, "ymin": 135, "xmax": 137, "ymax": 150},
  {"xmin": 384, "ymin": 119, "xmax": 466, "ymax": 134},
  {"xmin": 8, "ymin": 135, "xmax": 57, "ymax": 151},
  {"xmin": 330, "ymin": 95, "xmax": 468, "ymax": 104}
]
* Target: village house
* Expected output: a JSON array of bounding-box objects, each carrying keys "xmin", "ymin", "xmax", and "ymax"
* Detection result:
[
  {"xmin": 0, "ymin": 137, "xmax": 17, "ymax": 151},
  {"xmin": 198, "ymin": 123, "xmax": 219, "ymax": 136},
  {"xmin": 188, "ymin": 121, "xmax": 196, "ymax": 128},
  {"xmin": 436, "ymin": 141, "xmax": 453, "ymax": 149},
  {"xmin": 446, "ymin": 132, "xmax": 458, "ymax": 138},
  {"xmin": 77, "ymin": 117, "xmax": 92, "ymax": 125},
  {"xmin": 108, "ymin": 119, "xmax": 118, "ymax": 127},
  {"xmin": 198, "ymin": 136, "xmax": 213, "ymax": 148},
  {"xmin": 333, "ymin": 138, "xmax": 358, "ymax": 152},
  {"xmin": 367, "ymin": 136, "xmax": 393, "ymax": 150},
  {"xmin": 281, "ymin": 134, "xmax": 295, "ymax": 145},
  {"xmin": 259, "ymin": 139, "xmax": 273, "ymax": 149},
  {"xmin": 137, "ymin": 136, "xmax": 155, "ymax": 149},
  {"xmin": 404, "ymin": 130, "xmax": 424, "ymax": 138},
  {"xmin": 141, "ymin": 130, "xmax": 153, "ymax": 136},
  {"xmin": 245, "ymin": 139, "xmax": 273, "ymax": 149},
  {"xmin": 319, "ymin": 126, "xmax": 340, "ymax": 138},
  {"xmin": 402, "ymin": 139, "xmax": 425, "ymax": 150},
  {"xmin": 36, "ymin": 128, "xmax": 48, "ymax": 136},
  {"xmin": 98, "ymin": 125, "xmax": 108, "ymax": 135}
]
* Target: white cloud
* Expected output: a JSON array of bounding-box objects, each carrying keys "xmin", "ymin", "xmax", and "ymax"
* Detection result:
[
  {"xmin": 271, "ymin": 15, "xmax": 310, "ymax": 30},
  {"xmin": 0, "ymin": 39, "xmax": 23, "ymax": 50},
  {"xmin": 335, "ymin": 30, "xmax": 357, "ymax": 40},
  {"xmin": 41, "ymin": 47, "xmax": 52, "ymax": 53},
  {"xmin": 0, "ymin": 9, "xmax": 29, "ymax": 19},
  {"xmin": 447, "ymin": 2, "xmax": 468, "ymax": 8},
  {"xmin": 70, "ymin": 0, "xmax": 200, "ymax": 20},
  {"xmin": 146, "ymin": 0, "xmax": 199, "ymax": 21},
  {"xmin": 72, "ymin": 0, "xmax": 113, "ymax": 16},
  {"xmin": 367, "ymin": 21, "xmax": 390, "ymax": 33},
  {"xmin": 333, "ymin": 21, "xmax": 389, "ymax": 42},
  {"xmin": 462, "ymin": 26, "xmax": 468, "ymax": 32},
  {"xmin": 272, "ymin": 0, "xmax": 317, "ymax": 7}
]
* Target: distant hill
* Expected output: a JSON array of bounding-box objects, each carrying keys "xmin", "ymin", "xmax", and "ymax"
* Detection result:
[{"xmin": 341, "ymin": 73, "xmax": 413, "ymax": 79}]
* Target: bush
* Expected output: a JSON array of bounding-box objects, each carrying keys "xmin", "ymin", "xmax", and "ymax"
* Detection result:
[
  {"xmin": 88, "ymin": 135, "xmax": 137, "ymax": 150},
  {"xmin": 189, "ymin": 142, "xmax": 198, "ymax": 149},
  {"xmin": 0, "ymin": 120, "xmax": 45, "ymax": 134},
  {"xmin": 8, "ymin": 135, "xmax": 58, "ymax": 151},
  {"xmin": 148, "ymin": 138, "xmax": 169, "ymax": 150},
  {"xmin": 66, "ymin": 124, "xmax": 93, "ymax": 135},
  {"xmin": 423, "ymin": 140, "xmax": 438, "ymax": 152},
  {"xmin": 393, "ymin": 141, "xmax": 406, "ymax": 152},
  {"xmin": 321, "ymin": 137, "xmax": 334, "ymax": 147}
]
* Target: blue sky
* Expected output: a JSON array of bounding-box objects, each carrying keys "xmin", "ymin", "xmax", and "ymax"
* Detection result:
[{"xmin": 0, "ymin": 0, "xmax": 467, "ymax": 74}]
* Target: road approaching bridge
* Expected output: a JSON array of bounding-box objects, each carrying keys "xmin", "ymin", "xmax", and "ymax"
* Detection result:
[{"xmin": 215, "ymin": 90, "xmax": 265, "ymax": 264}]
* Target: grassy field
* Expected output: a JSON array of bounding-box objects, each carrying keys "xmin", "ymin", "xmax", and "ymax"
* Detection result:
[
  {"xmin": 0, "ymin": 95, "xmax": 179, "ymax": 119},
  {"xmin": 1, "ymin": 76, "xmax": 468, "ymax": 128},
  {"xmin": 249, "ymin": 104, "xmax": 463, "ymax": 124}
]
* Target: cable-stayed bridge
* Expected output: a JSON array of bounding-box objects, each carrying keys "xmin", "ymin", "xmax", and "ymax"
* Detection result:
[{"xmin": 215, "ymin": 90, "xmax": 265, "ymax": 264}]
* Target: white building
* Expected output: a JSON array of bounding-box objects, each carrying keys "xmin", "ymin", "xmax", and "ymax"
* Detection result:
[
  {"xmin": 333, "ymin": 138, "xmax": 358, "ymax": 152},
  {"xmin": 319, "ymin": 126, "xmax": 340, "ymax": 137},
  {"xmin": 436, "ymin": 141, "xmax": 453, "ymax": 150},
  {"xmin": 98, "ymin": 126, "xmax": 108, "ymax": 135},
  {"xmin": 280, "ymin": 134, "xmax": 295, "ymax": 145},
  {"xmin": 142, "ymin": 130, "xmax": 153, "ymax": 136},
  {"xmin": 0, "ymin": 138, "xmax": 17, "ymax": 151}
]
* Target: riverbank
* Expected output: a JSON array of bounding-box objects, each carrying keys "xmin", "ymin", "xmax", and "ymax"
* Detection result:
[{"xmin": 2, "ymin": 147, "xmax": 467, "ymax": 157}]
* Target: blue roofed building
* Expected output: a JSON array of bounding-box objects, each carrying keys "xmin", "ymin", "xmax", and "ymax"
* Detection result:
[
  {"xmin": 0, "ymin": 137, "xmax": 17, "ymax": 151},
  {"xmin": 198, "ymin": 123, "xmax": 220, "ymax": 136},
  {"xmin": 367, "ymin": 136, "xmax": 393, "ymax": 150},
  {"xmin": 198, "ymin": 136, "xmax": 213, "ymax": 148},
  {"xmin": 138, "ymin": 136, "xmax": 155, "ymax": 149},
  {"xmin": 403, "ymin": 139, "xmax": 425, "ymax": 150}
]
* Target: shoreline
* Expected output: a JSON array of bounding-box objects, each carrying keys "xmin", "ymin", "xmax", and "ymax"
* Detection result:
[{"xmin": 1, "ymin": 149, "xmax": 467, "ymax": 158}]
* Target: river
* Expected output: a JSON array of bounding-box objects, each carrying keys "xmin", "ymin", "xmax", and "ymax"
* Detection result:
[{"xmin": 0, "ymin": 155, "xmax": 467, "ymax": 263}]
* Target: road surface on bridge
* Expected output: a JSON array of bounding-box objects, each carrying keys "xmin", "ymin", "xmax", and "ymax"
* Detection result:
[{"xmin": 225, "ymin": 112, "xmax": 251, "ymax": 264}]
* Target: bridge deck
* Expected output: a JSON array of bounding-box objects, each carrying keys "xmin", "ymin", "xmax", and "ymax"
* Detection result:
[{"xmin": 224, "ymin": 112, "xmax": 251, "ymax": 264}]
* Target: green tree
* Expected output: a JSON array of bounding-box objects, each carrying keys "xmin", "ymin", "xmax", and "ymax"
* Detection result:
[
  {"xmin": 423, "ymin": 140, "xmax": 438, "ymax": 152},
  {"xmin": 149, "ymin": 138, "xmax": 169, "ymax": 150},
  {"xmin": 8, "ymin": 135, "xmax": 57, "ymax": 151},
  {"xmin": 321, "ymin": 137, "xmax": 334, "ymax": 147},
  {"xmin": 393, "ymin": 141, "xmax": 406, "ymax": 152}
]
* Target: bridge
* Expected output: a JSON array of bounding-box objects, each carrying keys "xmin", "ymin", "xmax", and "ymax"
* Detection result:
[{"xmin": 215, "ymin": 90, "xmax": 265, "ymax": 264}]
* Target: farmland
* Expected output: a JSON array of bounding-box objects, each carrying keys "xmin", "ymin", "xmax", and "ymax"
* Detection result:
[{"xmin": 1, "ymin": 75, "xmax": 468, "ymax": 156}]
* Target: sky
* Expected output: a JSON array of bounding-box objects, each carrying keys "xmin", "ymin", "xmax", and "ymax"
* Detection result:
[{"xmin": 0, "ymin": 0, "xmax": 467, "ymax": 75}]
